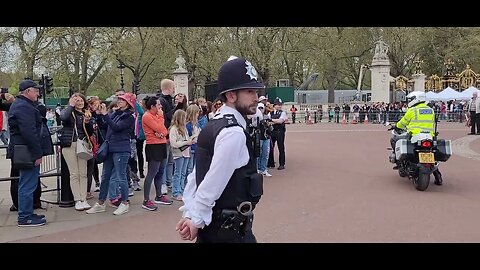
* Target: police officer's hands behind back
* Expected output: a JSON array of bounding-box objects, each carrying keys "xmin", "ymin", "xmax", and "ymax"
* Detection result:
[{"xmin": 176, "ymin": 217, "xmax": 199, "ymax": 241}]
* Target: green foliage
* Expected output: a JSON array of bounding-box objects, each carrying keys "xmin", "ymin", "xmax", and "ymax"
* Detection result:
[{"xmin": 2, "ymin": 27, "xmax": 480, "ymax": 101}]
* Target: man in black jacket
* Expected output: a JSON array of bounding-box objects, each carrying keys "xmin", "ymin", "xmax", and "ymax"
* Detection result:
[
  {"xmin": 9, "ymin": 102, "xmax": 47, "ymax": 212},
  {"xmin": 7, "ymin": 80, "xmax": 46, "ymax": 227}
]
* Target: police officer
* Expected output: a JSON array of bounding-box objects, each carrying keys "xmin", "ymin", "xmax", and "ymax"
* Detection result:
[
  {"xmin": 268, "ymin": 98, "xmax": 288, "ymax": 170},
  {"xmin": 394, "ymin": 91, "xmax": 443, "ymax": 185},
  {"xmin": 176, "ymin": 56, "xmax": 264, "ymax": 243}
]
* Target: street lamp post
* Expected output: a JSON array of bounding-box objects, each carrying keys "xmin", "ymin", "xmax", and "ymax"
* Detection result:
[{"xmin": 117, "ymin": 63, "xmax": 125, "ymax": 90}]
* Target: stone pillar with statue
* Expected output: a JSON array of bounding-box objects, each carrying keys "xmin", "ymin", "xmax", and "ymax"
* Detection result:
[
  {"xmin": 412, "ymin": 58, "xmax": 426, "ymax": 92},
  {"xmin": 172, "ymin": 53, "xmax": 190, "ymax": 101},
  {"xmin": 370, "ymin": 39, "xmax": 393, "ymax": 103}
]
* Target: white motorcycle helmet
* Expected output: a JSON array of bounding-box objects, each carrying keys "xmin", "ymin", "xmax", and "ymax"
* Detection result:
[{"xmin": 406, "ymin": 91, "xmax": 426, "ymax": 107}]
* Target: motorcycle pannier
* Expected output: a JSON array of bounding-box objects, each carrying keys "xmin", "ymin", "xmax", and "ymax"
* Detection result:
[
  {"xmin": 395, "ymin": 139, "xmax": 415, "ymax": 161},
  {"xmin": 435, "ymin": 139, "xmax": 452, "ymax": 162}
]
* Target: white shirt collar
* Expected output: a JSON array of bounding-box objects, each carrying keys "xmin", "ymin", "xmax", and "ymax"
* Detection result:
[{"xmin": 215, "ymin": 105, "xmax": 247, "ymax": 129}]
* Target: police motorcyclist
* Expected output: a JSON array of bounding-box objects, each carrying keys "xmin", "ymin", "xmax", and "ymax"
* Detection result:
[{"xmin": 392, "ymin": 91, "xmax": 443, "ymax": 185}]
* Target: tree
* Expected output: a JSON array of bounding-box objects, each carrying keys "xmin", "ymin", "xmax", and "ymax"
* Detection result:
[
  {"xmin": 55, "ymin": 27, "xmax": 126, "ymax": 95},
  {"xmin": 115, "ymin": 27, "xmax": 157, "ymax": 95},
  {"xmin": 1, "ymin": 27, "xmax": 56, "ymax": 79}
]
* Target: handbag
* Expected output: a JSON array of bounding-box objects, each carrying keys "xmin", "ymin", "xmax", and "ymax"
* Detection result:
[
  {"xmin": 13, "ymin": 145, "xmax": 35, "ymax": 169},
  {"xmin": 95, "ymin": 140, "xmax": 109, "ymax": 163},
  {"xmin": 76, "ymin": 137, "xmax": 93, "ymax": 160},
  {"xmin": 73, "ymin": 113, "xmax": 93, "ymax": 160}
]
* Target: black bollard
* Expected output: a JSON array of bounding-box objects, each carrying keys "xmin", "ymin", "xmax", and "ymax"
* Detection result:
[
  {"xmin": 314, "ymin": 111, "xmax": 317, "ymax": 123},
  {"xmin": 59, "ymin": 152, "xmax": 75, "ymax": 207}
]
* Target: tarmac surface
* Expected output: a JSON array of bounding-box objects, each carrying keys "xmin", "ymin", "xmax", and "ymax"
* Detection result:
[{"xmin": 1, "ymin": 121, "xmax": 479, "ymax": 243}]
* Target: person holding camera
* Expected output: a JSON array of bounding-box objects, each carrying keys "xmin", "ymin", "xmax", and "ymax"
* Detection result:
[
  {"xmin": 256, "ymin": 103, "xmax": 273, "ymax": 177},
  {"xmin": 176, "ymin": 56, "xmax": 264, "ymax": 243},
  {"xmin": 60, "ymin": 93, "xmax": 94, "ymax": 211}
]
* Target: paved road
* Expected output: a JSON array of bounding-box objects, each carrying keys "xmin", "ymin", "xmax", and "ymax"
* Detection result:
[{"xmin": 1, "ymin": 122, "xmax": 479, "ymax": 242}]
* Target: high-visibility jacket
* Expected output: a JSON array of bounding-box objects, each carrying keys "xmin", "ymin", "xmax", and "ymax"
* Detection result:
[{"xmin": 396, "ymin": 102, "xmax": 435, "ymax": 136}]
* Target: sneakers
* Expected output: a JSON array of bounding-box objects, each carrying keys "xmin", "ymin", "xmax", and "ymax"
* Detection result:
[
  {"xmin": 82, "ymin": 201, "xmax": 92, "ymax": 210},
  {"xmin": 161, "ymin": 184, "xmax": 168, "ymax": 195},
  {"xmin": 86, "ymin": 192, "xmax": 94, "ymax": 200},
  {"xmin": 113, "ymin": 203, "xmax": 129, "ymax": 215},
  {"xmin": 142, "ymin": 200, "xmax": 158, "ymax": 211},
  {"xmin": 86, "ymin": 202, "xmax": 106, "ymax": 214},
  {"xmin": 277, "ymin": 165, "xmax": 285, "ymax": 170},
  {"xmin": 18, "ymin": 216, "xmax": 46, "ymax": 227},
  {"xmin": 154, "ymin": 195, "xmax": 173, "ymax": 205},
  {"xmin": 75, "ymin": 201, "xmax": 85, "ymax": 211},
  {"xmin": 261, "ymin": 170, "xmax": 272, "ymax": 177},
  {"xmin": 128, "ymin": 187, "xmax": 135, "ymax": 197},
  {"xmin": 32, "ymin": 213, "xmax": 46, "ymax": 219},
  {"xmin": 133, "ymin": 181, "xmax": 142, "ymax": 191},
  {"xmin": 94, "ymin": 183, "xmax": 100, "ymax": 192}
]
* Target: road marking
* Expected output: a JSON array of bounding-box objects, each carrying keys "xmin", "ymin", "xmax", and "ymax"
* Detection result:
[{"xmin": 452, "ymin": 135, "xmax": 480, "ymax": 161}]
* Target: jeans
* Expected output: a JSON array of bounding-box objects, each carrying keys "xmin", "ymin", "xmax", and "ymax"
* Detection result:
[
  {"xmin": 257, "ymin": 139, "xmax": 270, "ymax": 172},
  {"xmin": 172, "ymin": 157, "xmax": 188, "ymax": 197},
  {"xmin": 186, "ymin": 152, "xmax": 195, "ymax": 184},
  {"xmin": 108, "ymin": 162, "xmax": 131, "ymax": 200},
  {"xmin": 18, "ymin": 165, "xmax": 41, "ymax": 221},
  {"xmin": 99, "ymin": 152, "xmax": 130, "ymax": 203},
  {"xmin": 158, "ymin": 142, "xmax": 173, "ymax": 186}
]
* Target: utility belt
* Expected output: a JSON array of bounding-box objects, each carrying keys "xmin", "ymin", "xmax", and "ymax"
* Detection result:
[
  {"xmin": 272, "ymin": 124, "xmax": 285, "ymax": 132},
  {"xmin": 210, "ymin": 201, "xmax": 254, "ymax": 236}
]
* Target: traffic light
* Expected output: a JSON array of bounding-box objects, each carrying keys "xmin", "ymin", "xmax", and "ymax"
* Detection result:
[{"xmin": 44, "ymin": 75, "xmax": 54, "ymax": 93}]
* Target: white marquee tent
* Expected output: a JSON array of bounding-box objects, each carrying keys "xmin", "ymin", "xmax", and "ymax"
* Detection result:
[
  {"xmin": 430, "ymin": 87, "xmax": 470, "ymax": 101},
  {"xmin": 461, "ymin": 86, "xmax": 480, "ymax": 98},
  {"xmin": 425, "ymin": 91, "xmax": 438, "ymax": 100}
]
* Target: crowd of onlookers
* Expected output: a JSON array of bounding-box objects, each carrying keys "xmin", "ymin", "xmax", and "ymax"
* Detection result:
[
  {"xmin": 2, "ymin": 78, "xmax": 236, "ymax": 220},
  {"xmin": 288, "ymin": 99, "xmax": 475, "ymax": 125}
]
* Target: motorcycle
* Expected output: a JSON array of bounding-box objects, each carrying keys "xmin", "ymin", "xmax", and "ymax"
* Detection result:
[{"xmin": 386, "ymin": 122, "xmax": 452, "ymax": 191}]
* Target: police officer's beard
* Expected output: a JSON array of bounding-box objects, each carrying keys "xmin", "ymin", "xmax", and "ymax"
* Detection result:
[{"xmin": 235, "ymin": 101, "xmax": 256, "ymax": 116}]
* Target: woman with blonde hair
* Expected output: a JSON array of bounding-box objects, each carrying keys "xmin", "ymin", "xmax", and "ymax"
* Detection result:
[
  {"xmin": 169, "ymin": 109, "xmax": 193, "ymax": 201},
  {"xmin": 185, "ymin": 104, "xmax": 201, "ymax": 186}
]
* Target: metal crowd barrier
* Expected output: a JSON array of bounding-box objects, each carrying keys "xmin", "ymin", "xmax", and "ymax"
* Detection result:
[
  {"xmin": 287, "ymin": 111, "xmax": 468, "ymax": 124},
  {"xmin": 0, "ymin": 136, "xmax": 63, "ymax": 205}
]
